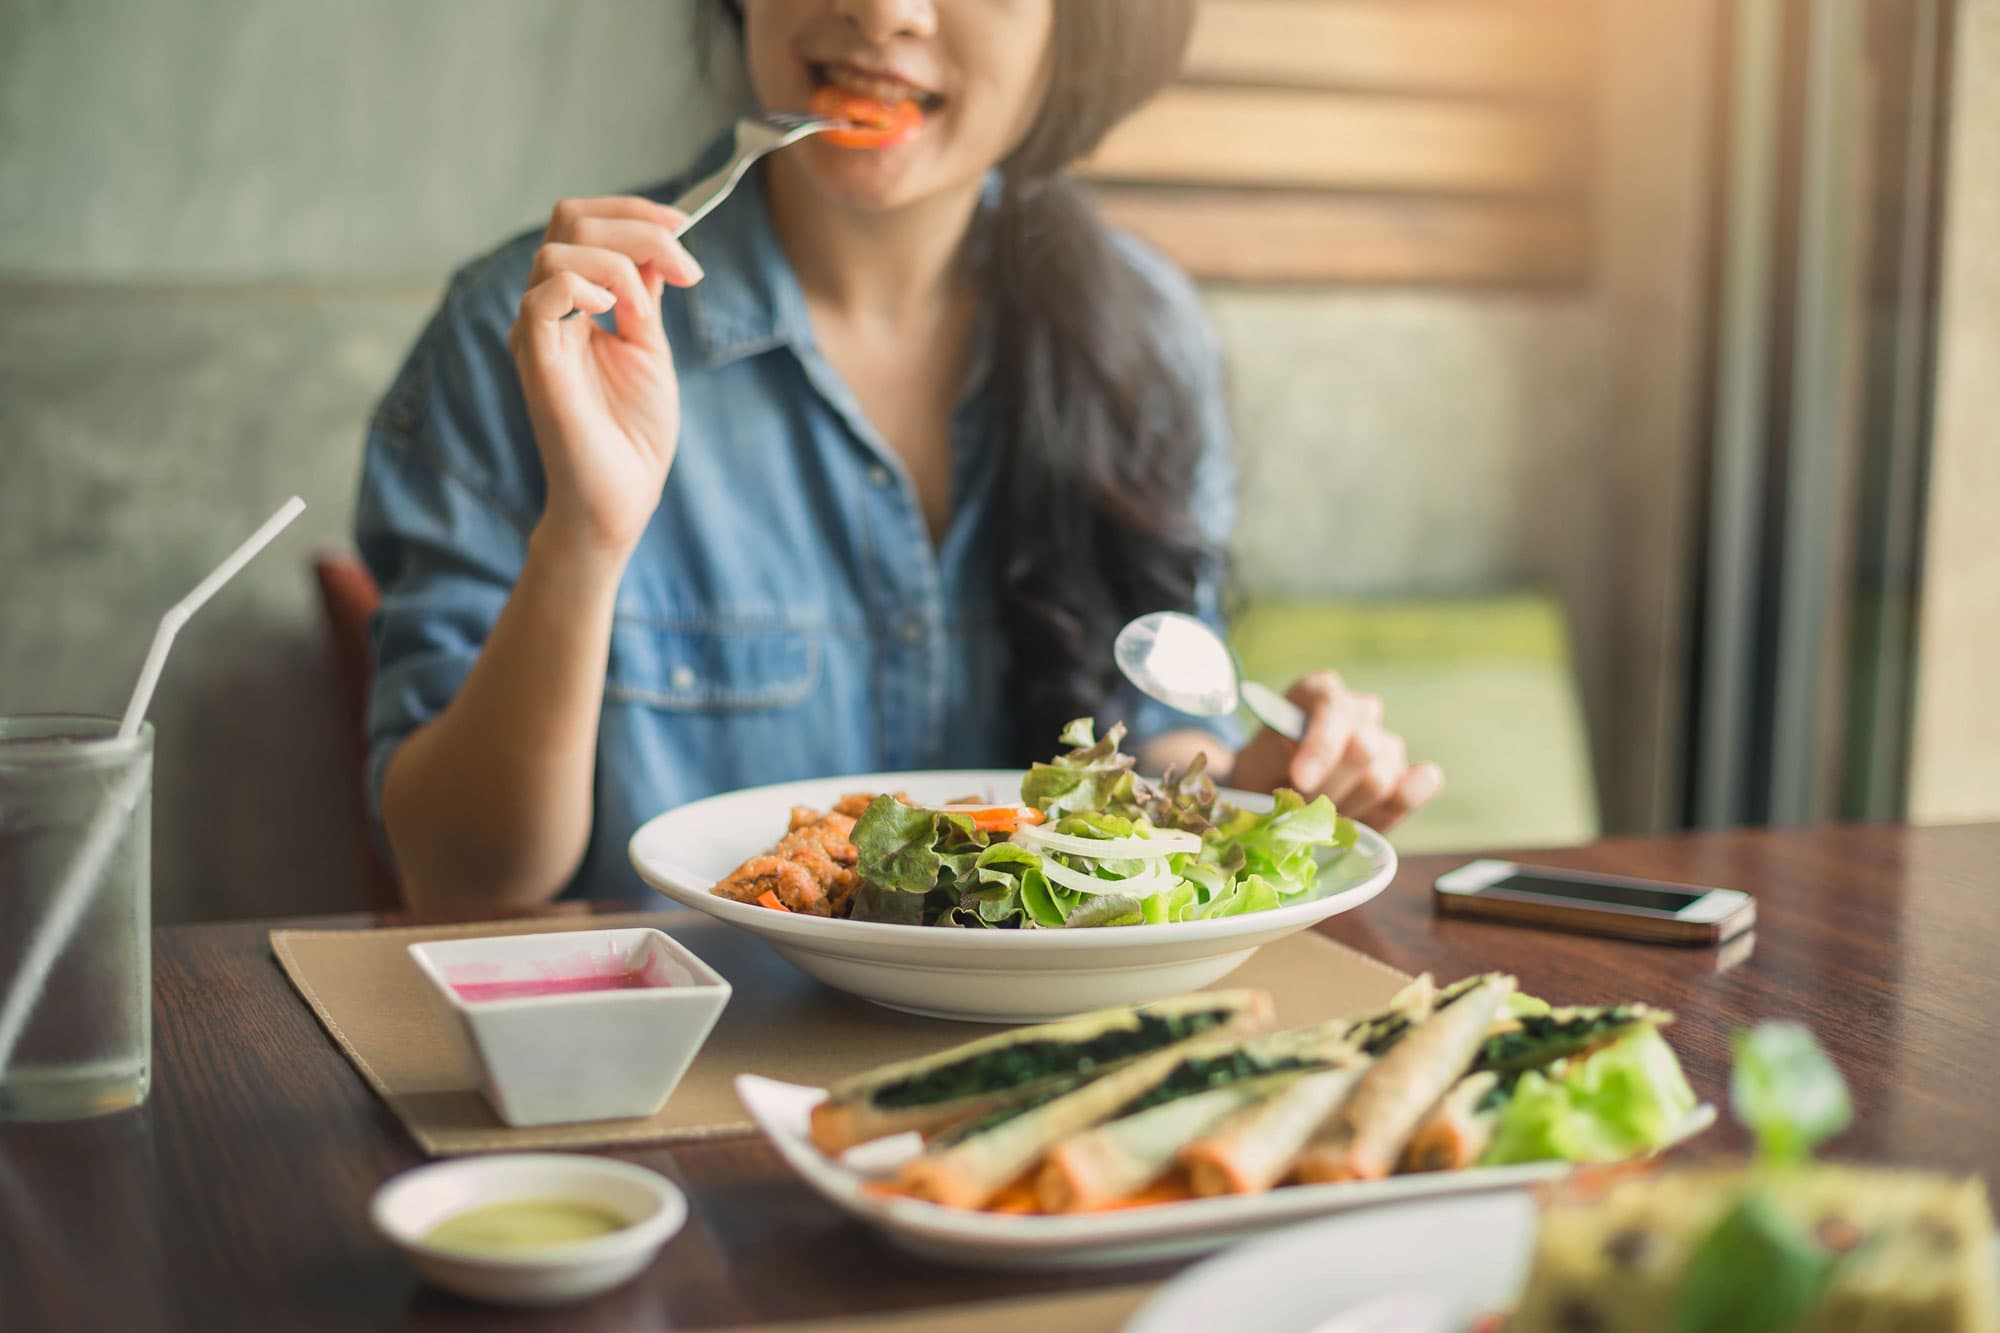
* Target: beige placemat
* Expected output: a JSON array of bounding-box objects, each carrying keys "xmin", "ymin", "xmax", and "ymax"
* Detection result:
[
  {"xmin": 713, "ymin": 1285, "xmax": 1155, "ymax": 1333},
  {"xmin": 272, "ymin": 912, "xmax": 1409, "ymax": 1157}
]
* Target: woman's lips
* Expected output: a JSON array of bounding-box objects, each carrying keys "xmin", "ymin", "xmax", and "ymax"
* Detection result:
[{"xmin": 813, "ymin": 61, "xmax": 943, "ymax": 109}]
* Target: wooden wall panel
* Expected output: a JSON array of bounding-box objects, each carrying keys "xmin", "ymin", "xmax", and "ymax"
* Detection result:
[
  {"xmin": 1084, "ymin": 0, "xmax": 1602, "ymax": 287},
  {"xmin": 1184, "ymin": 0, "xmax": 1592, "ymax": 97},
  {"xmin": 1083, "ymin": 87, "xmax": 1584, "ymax": 194},
  {"xmin": 1094, "ymin": 190, "xmax": 1589, "ymax": 286}
]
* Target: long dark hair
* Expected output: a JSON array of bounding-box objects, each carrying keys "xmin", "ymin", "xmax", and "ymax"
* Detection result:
[{"xmin": 704, "ymin": 2, "xmax": 1216, "ymax": 763}]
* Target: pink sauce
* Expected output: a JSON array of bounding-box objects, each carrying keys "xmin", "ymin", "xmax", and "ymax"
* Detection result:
[{"xmin": 450, "ymin": 971, "xmax": 656, "ymax": 1003}]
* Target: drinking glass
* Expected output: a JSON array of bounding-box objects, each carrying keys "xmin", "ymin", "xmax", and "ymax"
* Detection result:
[{"xmin": 0, "ymin": 714, "xmax": 152, "ymax": 1120}]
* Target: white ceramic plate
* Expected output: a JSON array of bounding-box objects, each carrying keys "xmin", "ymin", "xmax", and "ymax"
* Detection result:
[
  {"xmin": 1125, "ymin": 1192, "xmax": 2000, "ymax": 1333},
  {"xmin": 733, "ymin": 1073, "xmax": 1717, "ymax": 1270},
  {"xmin": 629, "ymin": 770, "xmax": 1396, "ymax": 1023}
]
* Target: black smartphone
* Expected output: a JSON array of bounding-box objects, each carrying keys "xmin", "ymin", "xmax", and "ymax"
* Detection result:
[{"xmin": 1432, "ymin": 859, "xmax": 1756, "ymax": 946}]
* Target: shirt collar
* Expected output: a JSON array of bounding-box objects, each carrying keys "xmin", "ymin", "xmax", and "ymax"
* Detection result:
[{"xmin": 662, "ymin": 132, "xmax": 813, "ymax": 370}]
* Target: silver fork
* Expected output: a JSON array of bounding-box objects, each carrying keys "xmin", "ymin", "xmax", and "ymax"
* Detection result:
[
  {"xmin": 668, "ymin": 110, "xmax": 838, "ymax": 236},
  {"xmin": 560, "ymin": 111, "xmax": 836, "ymax": 320}
]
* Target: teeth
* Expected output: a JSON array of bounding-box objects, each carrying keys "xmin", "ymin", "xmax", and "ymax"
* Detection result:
[{"xmin": 824, "ymin": 64, "xmax": 922, "ymax": 106}]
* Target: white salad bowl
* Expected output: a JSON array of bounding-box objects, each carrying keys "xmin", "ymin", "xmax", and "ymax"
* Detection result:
[{"xmin": 628, "ymin": 770, "xmax": 1396, "ymax": 1023}]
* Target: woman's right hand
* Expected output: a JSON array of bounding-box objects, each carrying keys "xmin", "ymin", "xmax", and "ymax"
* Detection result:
[{"xmin": 509, "ymin": 196, "xmax": 705, "ymax": 561}]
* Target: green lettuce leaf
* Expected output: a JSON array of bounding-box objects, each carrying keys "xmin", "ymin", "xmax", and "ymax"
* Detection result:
[
  {"xmin": 1204, "ymin": 790, "xmax": 1353, "ymax": 901},
  {"xmin": 1672, "ymin": 1024, "xmax": 1857, "ymax": 1333},
  {"xmin": 1481, "ymin": 1027, "xmax": 1699, "ymax": 1165},
  {"xmin": 1730, "ymin": 1021, "xmax": 1851, "ymax": 1165},
  {"xmin": 852, "ymin": 797, "xmax": 948, "ymax": 896},
  {"xmin": 1122, "ymin": 751, "xmax": 1226, "ymax": 834},
  {"xmin": 1020, "ymin": 719, "xmax": 1140, "ymax": 818},
  {"xmin": 1198, "ymin": 872, "xmax": 1284, "ymax": 919},
  {"xmin": 1675, "ymin": 1193, "xmax": 1838, "ymax": 1333},
  {"xmin": 959, "ymin": 842, "xmax": 1044, "ymax": 927},
  {"xmin": 1064, "ymin": 894, "xmax": 1145, "ymax": 928},
  {"xmin": 847, "ymin": 882, "xmax": 927, "ymax": 925},
  {"xmin": 851, "ymin": 797, "xmax": 993, "ymax": 927}
]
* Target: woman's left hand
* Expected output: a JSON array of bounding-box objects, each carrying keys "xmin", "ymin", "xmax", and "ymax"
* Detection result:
[{"xmin": 1228, "ymin": 671, "xmax": 1443, "ymax": 833}]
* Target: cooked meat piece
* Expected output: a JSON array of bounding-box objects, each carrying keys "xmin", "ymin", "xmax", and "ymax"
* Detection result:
[
  {"xmin": 716, "ymin": 798, "xmax": 879, "ymax": 918},
  {"xmin": 779, "ymin": 819, "xmax": 858, "ymax": 866},
  {"xmin": 717, "ymin": 855, "xmax": 828, "ymax": 914},
  {"xmin": 783, "ymin": 841, "xmax": 841, "ymax": 887},
  {"xmin": 826, "ymin": 867, "xmax": 861, "ymax": 916}
]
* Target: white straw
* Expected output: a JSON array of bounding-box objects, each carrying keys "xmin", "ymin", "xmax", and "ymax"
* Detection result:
[
  {"xmin": 0, "ymin": 497, "xmax": 306, "ymax": 1080},
  {"xmin": 118, "ymin": 496, "xmax": 306, "ymax": 739}
]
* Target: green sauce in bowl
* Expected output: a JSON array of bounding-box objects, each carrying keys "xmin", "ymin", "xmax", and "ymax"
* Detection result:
[{"xmin": 421, "ymin": 1199, "xmax": 630, "ymax": 1257}]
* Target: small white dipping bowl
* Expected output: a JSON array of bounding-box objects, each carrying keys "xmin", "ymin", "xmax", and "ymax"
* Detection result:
[
  {"xmin": 409, "ymin": 927, "xmax": 730, "ymax": 1127},
  {"xmin": 371, "ymin": 1153, "xmax": 687, "ymax": 1307}
]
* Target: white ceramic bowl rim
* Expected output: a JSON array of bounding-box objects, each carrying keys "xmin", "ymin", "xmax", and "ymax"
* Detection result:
[
  {"xmin": 409, "ymin": 928, "xmax": 731, "ymax": 1011},
  {"xmin": 371, "ymin": 1154, "xmax": 687, "ymax": 1271},
  {"xmin": 628, "ymin": 770, "xmax": 1395, "ymax": 949}
]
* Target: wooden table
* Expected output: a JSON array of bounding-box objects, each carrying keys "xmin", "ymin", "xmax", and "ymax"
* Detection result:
[{"xmin": 4, "ymin": 823, "xmax": 1996, "ymax": 1331}]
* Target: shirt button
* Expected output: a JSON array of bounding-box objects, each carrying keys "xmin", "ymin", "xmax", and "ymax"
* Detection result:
[
  {"xmin": 669, "ymin": 665, "xmax": 697, "ymax": 690},
  {"xmin": 868, "ymin": 465, "xmax": 893, "ymax": 489},
  {"xmin": 900, "ymin": 619, "xmax": 924, "ymax": 645}
]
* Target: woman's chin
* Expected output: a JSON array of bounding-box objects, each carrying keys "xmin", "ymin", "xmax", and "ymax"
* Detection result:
[{"xmin": 797, "ymin": 142, "xmax": 948, "ymax": 215}]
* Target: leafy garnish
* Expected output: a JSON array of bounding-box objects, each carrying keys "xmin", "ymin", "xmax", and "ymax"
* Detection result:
[
  {"xmin": 1020, "ymin": 719, "xmax": 1140, "ymax": 819},
  {"xmin": 1481, "ymin": 1027, "xmax": 1698, "ymax": 1165},
  {"xmin": 852, "ymin": 797, "xmax": 951, "ymax": 897},
  {"xmin": 1672, "ymin": 1022, "xmax": 1855, "ymax": 1333},
  {"xmin": 1730, "ymin": 1022, "xmax": 1851, "ymax": 1165},
  {"xmin": 1063, "ymin": 895, "xmax": 1145, "ymax": 928},
  {"xmin": 1207, "ymin": 789, "xmax": 1354, "ymax": 901},
  {"xmin": 1127, "ymin": 751, "xmax": 1226, "ymax": 834},
  {"xmin": 1675, "ymin": 1193, "xmax": 1838, "ymax": 1333}
]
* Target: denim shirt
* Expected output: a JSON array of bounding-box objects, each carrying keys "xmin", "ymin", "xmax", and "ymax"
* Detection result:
[{"xmin": 354, "ymin": 139, "xmax": 1237, "ymax": 899}]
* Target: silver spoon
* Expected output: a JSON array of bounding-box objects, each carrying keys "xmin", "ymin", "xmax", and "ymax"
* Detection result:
[{"xmin": 1113, "ymin": 611, "xmax": 1307, "ymax": 741}]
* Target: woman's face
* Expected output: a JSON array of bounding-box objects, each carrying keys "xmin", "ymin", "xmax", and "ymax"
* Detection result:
[{"xmin": 741, "ymin": 0, "xmax": 1055, "ymax": 212}]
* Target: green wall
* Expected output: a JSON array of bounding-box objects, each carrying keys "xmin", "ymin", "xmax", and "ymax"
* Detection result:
[{"xmin": 0, "ymin": 0, "xmax": 727, "ymax": 282}]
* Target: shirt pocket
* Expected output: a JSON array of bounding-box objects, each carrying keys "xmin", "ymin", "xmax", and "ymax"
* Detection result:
[{"xmin": 605, "ymin": 616, "xmax": 821, "ymax": 712}]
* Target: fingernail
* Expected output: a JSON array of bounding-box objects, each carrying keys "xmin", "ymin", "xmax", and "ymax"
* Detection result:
[
  {"xmin": 1294, "ymin": 758, "xmax": 1327, "ymax": 792},
  {"xmin": 593, "ymin": 283, "xmax": 617, "ymax": 306},
  {"xmin": 682, "ymin": 253, "xmax": 706, "ymax": 284}
]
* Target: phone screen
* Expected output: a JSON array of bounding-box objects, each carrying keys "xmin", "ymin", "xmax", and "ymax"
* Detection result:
[{"xmin": 1478, "ymin": 873, "xmax": 1707, "ymax": 915}]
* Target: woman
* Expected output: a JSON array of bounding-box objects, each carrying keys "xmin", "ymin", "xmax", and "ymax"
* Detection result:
[{"xmin": 356, "ymin": 0, "xmax": 1441, "ymax": 912}]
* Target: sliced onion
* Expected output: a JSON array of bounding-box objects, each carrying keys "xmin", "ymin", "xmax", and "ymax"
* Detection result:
[
  {"xmin": 1012, "ymin": 822, "xmax": 1201, "ymax": 861},
  {"xmin": 1038, "ymin": 855, "xmax": 1179, "ymax": 900}
]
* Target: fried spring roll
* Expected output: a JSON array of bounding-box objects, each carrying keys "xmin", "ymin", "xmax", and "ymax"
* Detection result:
[
  {"xmin": 1475, "ymin": 1004, "xmax": 1671, "ymax": 1077},
  {"xmin": 1399, "ymin": 1072, "xmax": 1502, "ymax": 1173},
  {"xmin": 1293, "ymin": 974, "xmax": 1516, "ymax": 1184},
  {"xmin": 1035, "ymin": 1071, "xmax": 1308, "ymax": 1213},
  {"xmin": 1179, "ymin": 1063, "xmax": 1372, "ymax": 1197},
  {"xmin": 895, "ymin": 1034, "xmax": 1234, "ymax": 1209},
  {"xmin": 809, "ymin": 989, "xmax": 1272, "ymax": 1153}
]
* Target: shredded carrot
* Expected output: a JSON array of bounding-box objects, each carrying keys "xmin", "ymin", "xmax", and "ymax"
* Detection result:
[
  {"xmin": 755, "ymin": 889, "xmax": 790, "ymax": 912},
  {"xmin": 990, "ymin": 1172, "xmax": 1195, "ymax": 1216},
  {"xmin": 866, "ymin": 1169, "xmax": 1194, "ymax": 1217},
  {"xmin": 936, "ymin": 804, "xmax": 1046, "ymax": 834},
  {"xmin": 986, "ymin": 1180, "xmax": 1042, "ymax": 1214},
  {"xmin": 1080, "ymin": 1180, "xmax": 1195, "ymax": 1212}
]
